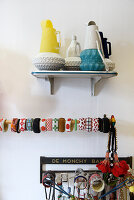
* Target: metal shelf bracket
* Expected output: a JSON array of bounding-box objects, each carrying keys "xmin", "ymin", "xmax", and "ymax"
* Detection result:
[
  {"xmin": 90, "ymin": 77, "xmax": 102, "ymax": 96},
  {"xmin": 46, "ymin": 77, "xmax": 102, "ymax": 96},
  {"xmin": 45, "ymin": 77, "xmax": 54, "ymax": 95}
]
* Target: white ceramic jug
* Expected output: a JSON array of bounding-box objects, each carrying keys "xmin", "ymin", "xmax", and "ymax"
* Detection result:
[
  {"xmin": 84, "ymin": 21, "xmax": 102, "ymax": 51},
  {"xmin": 84, "ymin": 21, "xmax": 108, "ymax": 69},
  {"xmin": 66, "ymin": 35, "xmax": 81, "ymax": 57}
]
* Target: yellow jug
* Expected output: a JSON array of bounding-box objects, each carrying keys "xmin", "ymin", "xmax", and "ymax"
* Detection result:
[{"xmin": 40, "ymin": 20, "xmax": 60, "ymax": 53}]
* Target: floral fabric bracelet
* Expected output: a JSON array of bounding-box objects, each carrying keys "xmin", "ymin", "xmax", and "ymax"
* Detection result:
[
  {"xmin": 26, "ymin": 118, "xmax": 33, "ymax": 131},
  {"xmin": 85, "ymin": 118, "xmax": 92, "ymax": 132},
  {"xmin": 0, "ymin": 118, "xmax": 8, "ymax": 132},
  {"xmin": 40, "ymin": 119, "xmax": 46, "ymax": 132},
  {"xmin": 52, "ymin": 118, "xmax": 58, "ymax": 131},
  {"xmin": 19, "ymin": 118, "xmax": 26, "ymax": 132},
  {"xmin": 92, "ymin": 118, "xmax": 99, "ymax": 132},
  {"xmin": 46, "ymin": 118, "xmax": 52, "ymax": 131},
  {"xmin": 66, "ymin": 118, "xmax": 72, "ymax": 132},
  {"xmin": 0, "ymin": 118, "xmax": 4, "ymax": 132},
  {"xmin": 11, "ymin": 118, "xmax": 18, "ymax": 132},
  {"xmin": 79, "ymin": 118, "xmax": 86, "ymax": 130}
]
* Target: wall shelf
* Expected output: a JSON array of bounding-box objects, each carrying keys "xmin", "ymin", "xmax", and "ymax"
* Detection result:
[{"xmin": 31, "ymin": 71, "xmax": 118, "ymax": 96}]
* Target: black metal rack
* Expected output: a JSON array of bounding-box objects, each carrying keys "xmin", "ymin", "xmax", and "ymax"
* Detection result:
[{"xmin": 40, "ymin": 156, "xmax": 132, "ymax": 183}]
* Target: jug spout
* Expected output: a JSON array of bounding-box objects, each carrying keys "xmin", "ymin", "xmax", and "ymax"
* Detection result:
[{"xmin": 41, "ymin": 19, "xmax": 53, "ymax": 29}]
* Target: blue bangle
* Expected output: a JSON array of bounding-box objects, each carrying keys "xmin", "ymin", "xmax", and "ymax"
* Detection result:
[{"xmin": 26, "ymin": 118, "xmax": 33, "ymax": 131}]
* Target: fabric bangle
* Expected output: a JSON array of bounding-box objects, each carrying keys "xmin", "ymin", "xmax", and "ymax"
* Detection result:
[
  {"xmin": 19, "ymin": 118, "xmax": 26, "ymax": 132},
  {"xmin": 58, "ymin": 118, "xmax": 65, "ymax": 132},
  {"xmin": 16, "ymin": 119, "xmax": 20, "ymax": 133},
  {"xmin": 74, "ymin": 119, "xmax": 77, "ymax": 131},
  {"xmin": 66, "ymin": 118, "xmax": 72, "ymax": 132},
  {"xmin": 92, "ymin": 118, "xmax": 99, "ymax": 132},
  {"xmin": 26, "ymin": 118, "xmax": 33, "ymax": 131},
  {"xmin": 11, "ymin": 118, "xmax": 18, "ymax": 132},
  {"xmin": 98, "ymin": 118, "xmax": 103, "ymax": 132},
  {"xmin": 0, "ymin": 118, "xmax": 4, "ymax": 132},
  {"xmin": 52, "ymin": 118, "xmax": 58, "ymax": 131},
  {"xmin": 40, "ymin": 119, "xmax": 46, "ymax": 132},
  {"xmin": 33, "ymin": 118, "xmax": 41, "ymax": 133},
  {"xmin": 46, "ymin": 118, "xmax": 52, "ymax": 131},
  {"xmin": 3, "ymin": 119, "xmax": 9, "ymax": 132},
  {"xmin": 79, "ymin": 118, "xmax": 86, "ymax": 130},
  {"xmin": 102, "ymin": 117, "xmax": 110, "ymax": 133},
  {"xmin": 85, "ymin": 117, "xmax": 92, "ymax": 132}
]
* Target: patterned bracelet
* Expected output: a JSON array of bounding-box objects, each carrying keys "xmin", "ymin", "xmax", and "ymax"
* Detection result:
[
  {"xmin": 40, "ymin": 119, "xmax": 46, "ymax": 132},
  {"xmin": 74, "ymin": 119, "xmax": 77, "ymax": 131},
  {"xmin": 52, "ymin": 118, "xmax": 58, "ymax": 131},
  {"xmin": 46, "ymin": 118, "xmax": 52, "ymax": 131},
  {"xmin": 26, "ymin": 118, "xmax": 33, "ymax": 131},
  {"xmin": 19, "ymin": 118, "xmax": 26, "ymax": 132},
  {"xmin": 85, "ymin": 118, "xmax": 92, "ymax": 132},
  {"xmin": 92, "ymin": 118, "xmax": 99, "ymax": 132},
  {"xmin": 58, "ymin": 118, "xmax": 65, "ymax": 132},
  {"xmin": 3, "ymin": 119, "xmax": 9, "ymax": 132},
  {"xmin": 0, "ymin": 118, "xmax": 4, "ymax": 132},
  {"xmin": 79, "ymin": 118, "xmax": 86, "ymax": 130},
  {"xmin": 11, "ymin": 118, "xmax": 19, "ymax": 132},
  {"xmin": 66, "ymin": 118, "xmax": 72, "ymax": 132}
]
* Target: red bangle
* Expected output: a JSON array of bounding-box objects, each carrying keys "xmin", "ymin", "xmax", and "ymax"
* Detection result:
[
  {"xmin": 46, "ymin": 118, "xmax": 52, "ymax": 131},
  {"xmin": 79, "ymin": 118, "xmax": 86, "ymax": 130},
  {"xmin": 0, "ymin": 118, "xmax": 4, "ymax": 131},
  {"xmin": 66, "ymin": 118, "xmax": 72, "ymax": 132},
  {"xmin": 92, "ymin": 118, "xmax": 99, "ymax": 132},
  {"xmin": 40, "ymin": 119, "xmax": 46, "ymax": 131},
  {"xmin": 19, "ymin": 118, "xmax": 26, "ymax": 132}
]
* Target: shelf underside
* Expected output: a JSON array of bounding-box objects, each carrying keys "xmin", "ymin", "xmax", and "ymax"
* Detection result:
[{"xmin": 31, "ymin": 71, "xmax": 117, "ymax": 79}]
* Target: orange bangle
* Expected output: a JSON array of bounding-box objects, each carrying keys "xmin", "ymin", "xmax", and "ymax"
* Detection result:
[
  {"xmin": 11, "ymin": 118, "xmax": 18, "ymax": 132},
  {"xmin": 58, "ymin": 118, "xmax": 65, "ymax": 132}
]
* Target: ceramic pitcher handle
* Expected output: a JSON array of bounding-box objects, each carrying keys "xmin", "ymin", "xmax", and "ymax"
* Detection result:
[
  {"xmin": 107, "ymin": 41, "xmax": 111, "ymax": 56},
  {"xmin": 96, "ymin": 30, "xmax": 104, "ymax": 57},
  {"xmin": 96, "ymin": 40, "xmax": 108, "ymax": 71},
  {"xmin": 56, "ymin": 31, "xmax": 61, "ymax": 48},
  {"xmin": 96, "ymin": 40, "xmax": 104, "ymax": 60}
]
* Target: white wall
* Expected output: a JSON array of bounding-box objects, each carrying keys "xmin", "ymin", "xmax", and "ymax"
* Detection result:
[{"xmin": 0, "ymin": 0, "xmax": 134, "ymax": 199}]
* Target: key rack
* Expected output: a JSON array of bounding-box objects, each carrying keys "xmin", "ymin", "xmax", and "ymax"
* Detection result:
[
  {"xmin": 31, "ymin": 71, "xmax": 118, "ymax": 96},
  {"xmin": 40, "ymin": 156, "xmax": 132, "ymax": 183}
]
